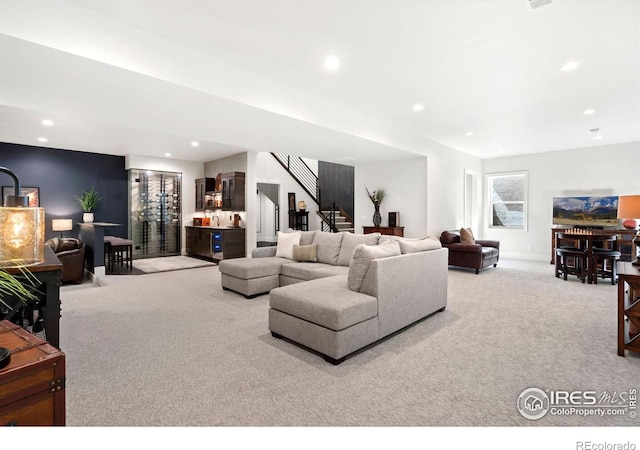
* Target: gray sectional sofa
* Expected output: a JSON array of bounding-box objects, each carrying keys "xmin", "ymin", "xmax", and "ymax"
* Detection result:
[{"xmin": 218, "ymin": 230, "xmax": 448, "ymax": 364}]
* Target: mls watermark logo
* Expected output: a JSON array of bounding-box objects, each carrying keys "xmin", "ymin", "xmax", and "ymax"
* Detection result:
[
  {"xmin": 517, "ymin": 387, "xmax": 637, "ymax": 420},
  {"xmin": 517, "ymin": 387, "xmax": 550, "ymax": 420}
]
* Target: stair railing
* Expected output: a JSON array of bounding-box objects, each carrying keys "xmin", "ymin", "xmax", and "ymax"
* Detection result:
[{"xmin": 271, "ymin": 153, "xmax": 350, "ymax": 233}]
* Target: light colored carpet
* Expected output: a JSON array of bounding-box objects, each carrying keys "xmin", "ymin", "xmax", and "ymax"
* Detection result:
[
  {"xmin": 58, "ymin": 258, "xmax": 640, "ymax": 427},
  {"xmin": 132, "ymin": 256, "xmax": 216, "ymax": 273}
]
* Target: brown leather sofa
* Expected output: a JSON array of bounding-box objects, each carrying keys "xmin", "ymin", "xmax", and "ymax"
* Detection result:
[
  {"xmin": 439, "ymin": 230, "xmax": 500, "ymax": 274},
  {"xmin": 45, "ymin": 237, "xmax": 86, "ymax": 284}
]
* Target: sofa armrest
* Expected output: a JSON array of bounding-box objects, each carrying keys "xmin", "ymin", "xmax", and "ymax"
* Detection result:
[
  {"xmin": 476, "ymin": 240, "xmax": 500, "ymax": 249},
  {"xmin": 252, "ymin": 246, "xmax": 277, "ymax": 258},
  {"xmin": 362, "ymin": 248, "xmax": 448, "ymax": 338},
  {"xmin": 443, "ymin": 243, "xmax": 482, "ymax": 253}
]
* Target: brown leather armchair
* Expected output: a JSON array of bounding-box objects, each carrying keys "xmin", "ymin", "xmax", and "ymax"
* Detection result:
[
  {"xmin": 440, "ymin": 230, "xmax": 500, "ymax": 274},
  {"xmin": 45, "ymin": 237, "xmax": 86, "ymax": 284}
]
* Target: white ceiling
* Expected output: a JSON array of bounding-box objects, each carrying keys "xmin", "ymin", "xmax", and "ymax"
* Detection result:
[{"xmin": 1, "ymin": 0, "xmax": 639, "ymax": 165}]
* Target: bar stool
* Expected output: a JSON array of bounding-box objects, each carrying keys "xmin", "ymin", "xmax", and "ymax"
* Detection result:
[
  {"xmin": 555, "ymin": 232, "xmax": 587, "ymax": 283},
  {"xmin": 591, "ymin": 235, "xmax": 621, "ymax": 285},
  {"xmin": 104, "ymin": 236, "xmax": 133, "ymax": 273}
]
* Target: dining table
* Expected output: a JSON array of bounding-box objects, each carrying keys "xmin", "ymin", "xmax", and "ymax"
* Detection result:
[{"xmin": 554, "ymin": 229, "xmax": 618, "ymax": 284}]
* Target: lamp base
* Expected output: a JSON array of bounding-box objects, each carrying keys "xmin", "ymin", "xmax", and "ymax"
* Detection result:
[{"xmin": 0, "ymin": 347, "xmax": 10, "ymax": 370}]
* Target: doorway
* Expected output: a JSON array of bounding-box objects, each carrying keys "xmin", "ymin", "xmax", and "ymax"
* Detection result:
[
  {"xmin": 464, "ymin": 168, "xmax": 480, "ymax": 232},
  {"xmin": 257, "ymin": 182, "xmax": 280, "ymax": 247}
]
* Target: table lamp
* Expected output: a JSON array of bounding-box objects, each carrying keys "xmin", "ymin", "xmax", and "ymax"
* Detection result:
[
  {"xmin": 52, "ymin": 218, "xmax": 73, "ymax": 237},
  {"xmin": 0, "ymin": 167, "xmax": 45, "ymax": 267},
  {"xmin": 617, "ymin": 195, "xmax": 640, "ymax": 266}
]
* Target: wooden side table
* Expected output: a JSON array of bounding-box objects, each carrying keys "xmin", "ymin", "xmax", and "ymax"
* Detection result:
[
  {"xmin": 362, "ymin": 226, "xmax": 404, "ymax": 237},
  {"xmin": 618, "ymin": 262, "xmax": 640, "ymax": 356},
  {"xmin": 0, "ymin": 321, "xmax": 65, "ymax": 425}
]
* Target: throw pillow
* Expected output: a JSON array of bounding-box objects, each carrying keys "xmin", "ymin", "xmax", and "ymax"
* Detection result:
[
  {"xmin": 460, "ymin": 228, "xmax": 475, "ymax": 244},
  {"xmin": 312, "ymin": 231, "xmax": 345, "ymax": 265},
  {"xmin": 275, "ymin": 231, "xmax": 301, "ymax": 260},
  {"xmin": 347, "ymin": 240, "xmax": 401, "ymax": 292},
  {"xmin": 57, "ymin": 238, "xmax": 80, "ymax": 252},
  {"xmin": 398, "ymin": 236, "xmax": 442, "ymax": 254},
  {"xmin": 45, "ymin": 237, "xmax": 60, "ymax": 252},
  {"xmin": 292, "ymin": 244, "xmax": 318, "ymax": 262},
  {"xmin": 336, "ymin": 232, "xmax": 381, "ymax": 266}
]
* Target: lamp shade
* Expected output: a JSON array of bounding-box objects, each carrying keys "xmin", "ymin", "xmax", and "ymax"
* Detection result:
[
  {"xmin": 52, "ymin": 218, "xmax": 73, "ymax": 232},
  {"xmin": 617, "ymin": 195, "xmax": 640, "ymax": 219},
  {"xmin": 0, "ymin": 207, "xmax": 45, "ymax": 267}
]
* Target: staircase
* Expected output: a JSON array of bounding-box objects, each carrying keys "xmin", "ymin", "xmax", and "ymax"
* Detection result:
[{"xmin": 271, "ymin": 153, "xmax": 353, "ymax": 233}]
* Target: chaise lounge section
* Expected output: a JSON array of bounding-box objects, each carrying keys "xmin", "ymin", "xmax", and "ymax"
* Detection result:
[{"xmin": 219, "ymin": 230, "xmax": 448, "ymax": 364}]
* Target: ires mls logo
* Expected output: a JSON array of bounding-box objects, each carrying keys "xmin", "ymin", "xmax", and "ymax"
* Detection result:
[{"xmin": 517, "ymin": 387, "xmax": 638, "ymax": 420}]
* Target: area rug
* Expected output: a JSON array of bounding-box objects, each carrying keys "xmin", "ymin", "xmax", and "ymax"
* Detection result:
[{"xmin": 130, "ymin": 256, "xmax": 216, "ymax": 274}]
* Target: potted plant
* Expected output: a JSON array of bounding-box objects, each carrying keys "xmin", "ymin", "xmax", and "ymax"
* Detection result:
[
  {"xmin": 0, "ymin": 268, "xmax": 39, "ymax": 369},
  {"xmin": 75, "ymin": 187, "xmax": 101, "ymax": 223}
]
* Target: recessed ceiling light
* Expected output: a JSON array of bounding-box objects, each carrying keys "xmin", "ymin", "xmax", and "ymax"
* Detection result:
[
  {"xmin": 464, "ymin": 131, "xmax": 474, "ymax": 136},
  {"xmin": 164, "ymin": 153, "xmax": 172, "ymax": 157},
  {"xmin": 41, "ymin": 119, "xmax": 53, "ymax": 126},
  {"xmin": 498, "ymin": 148, "xmax": 506, "ymax": 153},
  {"xmin": 324, "ymin": 54, "xmax": 340, "ymax": 71},
  {"xmin": 191, "ymin": 141, "xmax": 199, "ymax": 147},
  {"xmin": 583, "ymin": 109, "xmax": 595, "ymax": 115},
  {"xmin": 594, "ymin": 135, "xmax": 603, "ymax": 140},
  {"xmin": 560, "ymin": 61, "xmax": 580, "ymax": 72},
  {"xmin": 38, "ymin": 137, "xmax": 48, "ymax": 143},
  {"xmin": 412, "ymin": 104, "xmax": 424, "ymax": 112}
]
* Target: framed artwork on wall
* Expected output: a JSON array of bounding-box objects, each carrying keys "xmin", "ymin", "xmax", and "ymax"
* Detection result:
[
  {"xmin": 2, "ymin": 186, "xmax": 40, "ymax": 207},
  {"xmin": 288, "ymin": 192, "xmax": 296, "ymax": 211}
]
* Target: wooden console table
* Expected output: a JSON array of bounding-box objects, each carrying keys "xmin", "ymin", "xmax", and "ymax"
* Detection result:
[
  {"xmin": 618, "ymin": 262, "xmax": 640, "ymax": 356},
  {"xmin": 363, "ymin": 226, "xmax": 404, "ymax": 237}
]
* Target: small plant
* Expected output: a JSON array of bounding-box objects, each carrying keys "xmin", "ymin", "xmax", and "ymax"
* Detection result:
[
  {"xmin": 75, "ymin": 187, "xmax": 101, "ymax": 213},
  {"xmin": 0, "ymin": 268, "xmax": 39, "ymax": 312},
  {"xmin": 365, "ymin": 186, "xmax": 386, "ymax": 206}
]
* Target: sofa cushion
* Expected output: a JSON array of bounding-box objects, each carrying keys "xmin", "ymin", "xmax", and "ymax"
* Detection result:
[
  {"xmin": 285, "ymin": 228, "xmax": 316, "ymax": 246},
  {"xmin": 219, "ymin": 257, "xmax": 292, "ymax": 279},
  {"xmin": 347, "ymin": 240, "xmax": 401, "ymax": 292},
  {"xmin": 460, "ymin": 228, "xmax": 475, "ymax": 244},
  {"xmin": 398, "ymin": 236, "xmax": 442, "ymax": 254},
  {"xmin": 275, "ymin": 231, "xmax": 301, "ymax": 259},
  {"xmin": 336, "ymin": 232, "xmax": 381, "ymax": 266},
  {"xmin": 312, "ymin": 231, "xmax": 345, "ymax": 266},
  {"xmin": 292, "ymin": 244, "xmax": 318, "ymax": 262},
  {"xmin": 308, "ymin": 265, "xmax": 350, "ymax": 280},
  {"xmin": 270, "ymin": 275, "xmax": 378, "ymax": 331},
  {"xmin": 280, "ymin": 262, "xmax": 329, "ymax": 281}
]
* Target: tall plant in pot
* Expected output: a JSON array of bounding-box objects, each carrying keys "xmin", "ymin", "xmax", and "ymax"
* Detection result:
[{"xmin": 75, "ymin": 187, "xmax": 100, "ymax": 223}]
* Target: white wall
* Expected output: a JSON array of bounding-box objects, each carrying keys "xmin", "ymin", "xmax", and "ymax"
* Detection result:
[
  {"xmin": 125, "ymin": 154, "xmax": 204, "ymax": 255},
  {"xmin": 482, "ymin": 141, "xmax": 640, "ymax": 261},
  {"xmin": 355, "ymin": 144, "xmax": 483, "ymax": 238}
]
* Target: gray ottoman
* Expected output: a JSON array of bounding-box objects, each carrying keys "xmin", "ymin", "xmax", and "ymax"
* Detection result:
[{"xmin": 219, "ymin": 257, "xmax": 292, "ymax": 298}]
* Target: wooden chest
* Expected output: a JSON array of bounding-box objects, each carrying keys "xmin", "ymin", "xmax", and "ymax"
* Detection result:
[{"xmin": 0, "ymin": 321, "xmax": 65, "ymax": 426}]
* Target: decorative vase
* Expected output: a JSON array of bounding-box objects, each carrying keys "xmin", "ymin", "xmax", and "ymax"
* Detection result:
[
  {"xmin": 373, "ymin": 205, "xmax": 381, "ymax": 227},
  {"xmin": 83, "ymin": 212, "xmax": 94, "ymax": 223}
]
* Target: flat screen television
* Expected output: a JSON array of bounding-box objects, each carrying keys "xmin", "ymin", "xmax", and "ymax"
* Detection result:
[{"xmin": 552, "ymin": 196, "xmax": 619, "ymax": 227}]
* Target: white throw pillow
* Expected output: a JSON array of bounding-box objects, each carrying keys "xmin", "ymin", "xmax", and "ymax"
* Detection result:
[
  {"xmin": 347, "ymin": 240, "xmax": 401, "ymax": 292},
  {"xmin": 275, "ymin": 231, "xmax": 301, "ymax": 260}
]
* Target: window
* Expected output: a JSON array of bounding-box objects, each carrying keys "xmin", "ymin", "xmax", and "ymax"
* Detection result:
[{"xmin": 486, "ymin": 171, "xmax": 527, "ymax": 229}]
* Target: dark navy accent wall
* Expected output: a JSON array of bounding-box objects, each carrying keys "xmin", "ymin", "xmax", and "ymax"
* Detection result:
[
  {"xmin": 318, "ymin": 161, "xmax": 354, "ymax": 220},
  {"xmin": 0, "ymin": 143, "xmax": 128, "ymax": 239}
]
